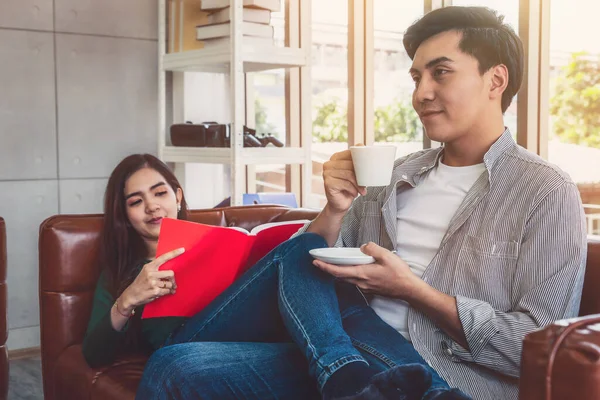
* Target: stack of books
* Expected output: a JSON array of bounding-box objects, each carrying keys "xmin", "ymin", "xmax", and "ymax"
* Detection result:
[{"xmin": 197, "ymin": 0, "xmax": 280, "ymax": 49}]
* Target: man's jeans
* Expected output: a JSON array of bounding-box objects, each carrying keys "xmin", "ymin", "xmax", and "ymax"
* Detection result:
[{"xmin": 135, "ymin": 233, "xmax": 450, "ymax": 399}]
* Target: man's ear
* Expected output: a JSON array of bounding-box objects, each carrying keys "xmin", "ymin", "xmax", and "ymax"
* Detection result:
[{"xmin": 489, "ymin": 64, "xmax": 509, "ymax": 102}]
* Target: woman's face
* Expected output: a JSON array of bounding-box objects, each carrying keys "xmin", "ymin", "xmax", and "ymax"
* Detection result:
[{"xmin": 123, "ymin": 167, "xmax": 182, "ymax": 243}]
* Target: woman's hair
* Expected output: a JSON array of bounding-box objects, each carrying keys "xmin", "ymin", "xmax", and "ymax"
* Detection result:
[
  {"xmin": 403, "ymin": 6, "xmax": 524, "ymax": 113},
  {"xmin": 100, "ymin": 154, "xmax": 189, "ymax": 298}
]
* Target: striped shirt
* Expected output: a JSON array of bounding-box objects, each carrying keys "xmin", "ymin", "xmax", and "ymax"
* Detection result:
[{"xmin": 298, "ymin": 130, "xmax": 587, "ymax": 399}]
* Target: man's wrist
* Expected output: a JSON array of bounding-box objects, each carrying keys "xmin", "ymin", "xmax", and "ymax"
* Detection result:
[
  {"xmin": 401, "ymin": 276, "xmax": 434, "ymax": 304},
  {"xmin": 322, "ymin": 203, "xmax": 347, "ymax": 222}
]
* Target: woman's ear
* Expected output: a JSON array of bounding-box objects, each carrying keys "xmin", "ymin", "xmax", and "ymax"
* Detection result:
[
  {"xmin": 489, "ymin": 64, "xmax": 509, "ymax": 103},
  {"xmin": 176, "ymin": 188, "xmax": 183, "ymax": 206}
]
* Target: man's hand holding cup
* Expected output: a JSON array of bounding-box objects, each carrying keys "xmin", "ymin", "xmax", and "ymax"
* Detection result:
[{"xmin": 323, "ymin": 144, "xmax": 397, "ymax": 215}]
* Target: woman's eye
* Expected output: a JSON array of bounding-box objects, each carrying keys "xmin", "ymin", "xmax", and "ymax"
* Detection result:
[
  {"xmin": 156, "ymin": 191, "xmax": 168, "ymax": 197},
  {"xmin": 129, "ymin": 199, "xmax": 142, "ymax": 207}
]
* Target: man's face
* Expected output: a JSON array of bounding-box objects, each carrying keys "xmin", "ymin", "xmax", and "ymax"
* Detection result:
[{"xmin": 410, "ymin": 30, "xmax": 490, "ymax": 144}]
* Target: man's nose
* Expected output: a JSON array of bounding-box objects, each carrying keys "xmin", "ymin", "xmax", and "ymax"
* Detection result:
[{"xmin": 414, "ymin": 76, "xmax": 435, "ymax": 104}]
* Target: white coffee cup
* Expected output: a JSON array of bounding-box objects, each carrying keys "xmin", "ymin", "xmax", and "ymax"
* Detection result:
[{"xmin": 350, "ymin": 145, "xmax": 397, "ymax": 187}]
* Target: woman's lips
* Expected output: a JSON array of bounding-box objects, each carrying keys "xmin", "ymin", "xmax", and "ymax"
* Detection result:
[{"xmin": 147, "ymin": 217, "xmax": 163, "ymax": 225}]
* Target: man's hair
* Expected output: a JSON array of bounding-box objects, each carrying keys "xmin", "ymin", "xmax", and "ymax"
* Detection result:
[{"xmin": 403, "ymin": 6, "xmax": 524, "ymax": 113}]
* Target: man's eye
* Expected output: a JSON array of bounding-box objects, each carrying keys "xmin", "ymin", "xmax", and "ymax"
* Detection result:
[
  {"xmin": 412, "ymin": 76, "xmax": 420, "ymax": 86},
  {"xmin": 434, "ymin": 69, "xmax": 449, "ymax": 77}
]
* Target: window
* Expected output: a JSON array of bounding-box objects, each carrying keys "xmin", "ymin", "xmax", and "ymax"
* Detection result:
[
  {"xmin": 373, "ymin": 0, "xmax": 424, "ymax": 157},
  {"xmin": 309, "ymin": 0, "xmax": 349, "ymax": 209},
  {"xmin": 248, "ymin": 1, "xmax": 288, "ymax": 197},
  {"xmin": 546, "ymin": 0, "xmax": 600, "ymax": 234}
]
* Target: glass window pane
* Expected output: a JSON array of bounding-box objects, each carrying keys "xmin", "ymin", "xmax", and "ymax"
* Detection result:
[
  {"xmin": 255, "ymin": 164, "xmax": 287, "ymax": 194},
  {"xmin": 310, "ymin": 0, "xmax": 348, "ymax": 209},
  {"xmin": 446, "ymin": 1, "xmax": 519, "ymax": 139},
  {"xmin": 247, "ymin": 1, "xmax": 288, "ymax": 195},
  {"xmin": 547, "ymin": 1, "xmax": 600, "ymax": 234},
  {"xmin": 373, "ymin": 0, "xmax": 424, "ymax": 157}
]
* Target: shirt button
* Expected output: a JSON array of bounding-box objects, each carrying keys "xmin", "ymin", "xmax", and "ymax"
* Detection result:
[
  {"xmin": 402, "ymin": 174, "xmax": 408, "ymax": 180},
  {"xmin": 413, "ymin": 323, "xmax": 417, "ymax": 331},
  {"xmin": 423, "ymin": 277, "xmax": 428, "ymax": 283},
  {"xmin": 446, "ymin": 348, "xmax": 453, "ymax": 356}
]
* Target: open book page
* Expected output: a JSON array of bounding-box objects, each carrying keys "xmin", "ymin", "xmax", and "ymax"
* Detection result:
[
  {"xmin": 250, "ymin": 219, "xmax": 311, "ymax": 235},
  {"xmin": 228, "ymin": 226, "xmax": 250, "ymax": 234},
  {"xmin": 243, "ymin": 220, "xmax": 311, "ymax": 269}
]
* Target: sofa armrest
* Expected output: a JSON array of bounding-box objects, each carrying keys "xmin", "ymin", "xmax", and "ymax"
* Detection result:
[
  {"xmin": 53, "ymin": 345, "xmax": 148, "ymax": 400},
  {"xmin": 519, "ymin": 314, "xmax": 600, "ymax": 400}
]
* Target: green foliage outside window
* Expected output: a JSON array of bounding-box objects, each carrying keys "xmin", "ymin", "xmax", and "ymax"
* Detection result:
[
  {"xmin": 312, "ymin": 98, "xmax": 421, "ymax": 143},
  {"xmin": 550, "ymin": 52, "xmax": 600, "ymax": 148}
]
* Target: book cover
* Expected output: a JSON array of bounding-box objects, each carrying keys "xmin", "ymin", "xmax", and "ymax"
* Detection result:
[
  {"xmin": 201, "ymin": 36, "xmax": 274, "ymax": 49},
  {"xmin": 196, "ymin": 21, "xmax": 274, "ymax": 40},
  {"xmin": 207, "ymin": 6, "xmax": 271, "ymax": 25},
  {"xmin": 201, "ymin": 0, "xmax": 281, "ymax": 12},
  {"xmin": 141, "ymin": 218, "xmax": 308, "ymax": 318}
]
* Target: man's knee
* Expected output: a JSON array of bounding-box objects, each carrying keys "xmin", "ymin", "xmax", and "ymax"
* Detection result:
[{"xmin": 295, "ymin": 232, "xmax": 328, "ymax": 252}]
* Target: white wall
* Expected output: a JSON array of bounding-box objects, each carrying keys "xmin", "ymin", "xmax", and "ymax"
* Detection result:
[{"xmin": 0, "ymin": 0, "xmax": 159, "ymax": 350}]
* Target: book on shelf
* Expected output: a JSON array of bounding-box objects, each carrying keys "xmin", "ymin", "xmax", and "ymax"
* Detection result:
[
  {"xmin": 201, "ymin": 0, "xmax": 281, "ymax": 12},
  {"xmin": 141, "ymin": 217, "xmax": 309, "ymax": 318},
  {"xmin": 207, "ymin": 6, "xmax": 272, "ymax": 25},
  {"xmin": 196, "ymin": 21, "xmax": 274, "ymax": 40},
  {"xmin": 168, "ymin": 0, "xmax": 209, "ymax": 52},
  {"xmin": 201, "ymin": 35, "xmax": 274, "ymax": 49}
]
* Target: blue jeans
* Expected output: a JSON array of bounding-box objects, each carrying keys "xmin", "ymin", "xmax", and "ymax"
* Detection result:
[{"xmin": 136, "ymin": 233, "xmax": 450, "ymax": 399}]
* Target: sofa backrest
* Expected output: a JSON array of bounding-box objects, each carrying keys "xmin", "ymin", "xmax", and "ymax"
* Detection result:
[{"xmin": 38, "ymin": 205, "xmax": 319, "ymax": 394}]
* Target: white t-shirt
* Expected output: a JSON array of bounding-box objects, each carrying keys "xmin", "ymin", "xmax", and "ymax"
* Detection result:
[{"xmin": 370, "ymin": 158, "xmax": 486, "ymax": 340}]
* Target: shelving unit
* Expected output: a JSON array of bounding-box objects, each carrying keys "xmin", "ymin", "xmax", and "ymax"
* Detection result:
[{"xmin": 157, "ymin": 0, "xmax": 312, "ymax": 206}]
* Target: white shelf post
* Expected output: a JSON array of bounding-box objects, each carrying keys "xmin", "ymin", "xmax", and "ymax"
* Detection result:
[{"xmin": 230, "ymin": 0, "xmax": 246, "ymax": 205}]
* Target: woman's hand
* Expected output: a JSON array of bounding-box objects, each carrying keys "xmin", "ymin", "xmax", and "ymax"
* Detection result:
[{"xmin": 118, "ymin": 247, "xmax": 185, "ymax": 313}]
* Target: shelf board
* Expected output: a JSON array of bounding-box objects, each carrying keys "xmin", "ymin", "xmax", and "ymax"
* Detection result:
[
  {"xmin": 161, "ymin": 146, "xmax": 307, "ymax": 165},
  {"xmin": 161, "ymin": 45, "xmax": 307, "ymax": 73},
  {"xmin": 162, "ymin": 146, "xmax": 230, "ymax": 164}
]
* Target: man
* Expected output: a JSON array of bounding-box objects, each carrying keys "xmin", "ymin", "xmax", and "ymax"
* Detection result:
[
  {"xmin": 137, "ymin": 7, "xmax": 586, "ymax": 400},
  {"xmin": 306, "ymin": 6, "xmax": 587, "ymax": 399}
]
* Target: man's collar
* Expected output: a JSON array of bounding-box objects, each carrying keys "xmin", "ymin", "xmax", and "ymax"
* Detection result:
[
  {"xmin": 391, "ymin": 128, "xmax": 515, "ymax": 185},
  {"xmin": 481, "ymin": 128, "xmax": 515, "ymax": 172}
]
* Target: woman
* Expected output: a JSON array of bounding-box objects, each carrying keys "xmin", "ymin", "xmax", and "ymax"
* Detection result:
[{"xmin": 83, "ymin": 154, "xmax": 469, "ymax": 400}]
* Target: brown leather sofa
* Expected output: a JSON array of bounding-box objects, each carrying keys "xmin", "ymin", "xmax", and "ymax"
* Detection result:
[
  {"xmin": 38, "ymin": 206, "xmax": 600, "ymax": 400},
  {"xmin": 0, "ymin": 218, "xmax": 8, "ymax": 400},
  {"xmin": 39, "ymin": 205, "xmax": 319, "ymax": 400}
]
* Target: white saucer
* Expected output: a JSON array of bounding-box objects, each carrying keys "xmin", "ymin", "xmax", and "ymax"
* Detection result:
[{"xmin": 309, "ymin": 248, "xmax": 375, "ymax": 266}]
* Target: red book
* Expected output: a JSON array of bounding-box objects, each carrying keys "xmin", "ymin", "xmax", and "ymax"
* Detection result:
[{"xmin": 141, "ymin": 218, "xmax": 309, "ymax": 318}]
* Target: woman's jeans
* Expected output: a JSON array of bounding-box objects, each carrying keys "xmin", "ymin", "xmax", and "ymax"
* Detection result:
[{"xmin": 135, "ymin": 233, "xmax": 450, "ymax": 399}]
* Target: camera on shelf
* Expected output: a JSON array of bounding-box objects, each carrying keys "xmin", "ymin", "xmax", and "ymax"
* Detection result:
[
  {"xmin": 243, "ymin": 126, "xmax": 284, "ymax": 148},
  {"xmin": 170, "ymin": 122, "xmax": 284, "ymax": 148},
  {"xmin": 170, "ymin": 121, "xmax": 230, "ymax": 147}
]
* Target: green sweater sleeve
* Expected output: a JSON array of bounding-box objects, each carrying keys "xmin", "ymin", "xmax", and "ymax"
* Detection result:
[{"xmin": 82, "ymin": 271, "xmax": 128, "ymax": 368}]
